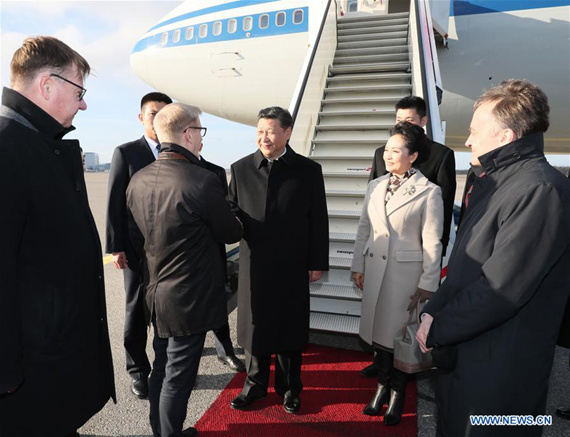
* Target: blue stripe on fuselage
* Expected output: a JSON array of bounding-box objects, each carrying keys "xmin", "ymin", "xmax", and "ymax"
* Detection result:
[
  {"xmin": 452, "ymin": 0, "xmax": 569, "ymax": 16},
  {"xmin": 132, "ymin": 7, "xmax": 309, "ymax": 54},
  {"xmin": 148, "ymin": 0, "xmax": 283, "ymax": 32}
]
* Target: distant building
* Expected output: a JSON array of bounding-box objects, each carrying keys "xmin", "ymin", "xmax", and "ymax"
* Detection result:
[{"xmin": 84, "ymin": 152, "xmax": 99, "ymax": 170}]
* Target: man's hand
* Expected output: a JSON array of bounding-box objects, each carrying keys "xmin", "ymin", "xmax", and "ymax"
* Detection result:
[
  {"xmin": 112, "ymin": 251, "xmax": 128, "ymax": 269},
  {"xmin": 417, "ymin": 313, "xmax": 434, "ymax": 353},
  {"xmin": 352, "ymin": 272, "xmax": 364, "ymax": 290},
  {"xmin": 407, "ymin": 288, "xmax": 435, "ymax": 313},
  {"xmin": 309, "ymin": 271, "xmax": 323, "ymax": 282}
]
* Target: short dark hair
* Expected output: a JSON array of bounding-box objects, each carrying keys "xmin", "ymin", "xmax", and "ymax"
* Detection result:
[
  {"xmin": 140, "ymin": 92, "xmax": 172, "ymax": 110},
  {"xmin": 390, "ymin": 121, "xmax": 430, "ymax": 167},
  {"xmin": 10, "ymin": 36, "xmax": 90, "ymax": 86},
  {"xmin": 395, "ymin": 96, "xmax": 427, "ymax": 119},
  {"xmin": 257, "ymin": 106, "xmax": 293, "ymax": 130},
  {"xmin": 474, "ymin": 79, "xmax": 549, "ymax": 137}
]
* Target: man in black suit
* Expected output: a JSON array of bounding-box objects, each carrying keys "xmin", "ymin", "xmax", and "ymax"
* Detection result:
[
  {"xmin": 228, "ymin": 107, "xmax": 329, "ymax": 414},
  {"xmin": 105, "ymin": 91, "xmax": 172, "ymax": 398},
  {"xmin": 362, "ymin": 96, "xmax": 456, "ymax": 378},
  {"xmin": 198, "ymin": 142, "xmax": 246, "ymax": 373},
  {"xmin": 127, "ymin": 103, "xmax": 243, "ymax": 437}
]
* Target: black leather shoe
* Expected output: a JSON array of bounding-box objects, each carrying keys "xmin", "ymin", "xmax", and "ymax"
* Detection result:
[
  {"xmin": 131, "ymin": 377, "xmax": 149, "ymax": 399},
  {"xmin": 363, "ymin": 383, "xmax": 390, "ymax": 416},
  {"xmin": 230, "ymin": 390, "xmax": 266, "ymax": 410},
  {"xmin": 218, "ymin": 355, "xmax": 246, "ymax": 372},
  {"xmin": 556, "ymin": 407, "xmax": 570, "ymax": 420},
  {"xmin": 182, "ymin": 427, "xmax": 198, "ymax": 436},
  {"xmin": 283, "ymin": 393, "xmax": 301, "ymax": 414},
  {"xmin": 360, "ymin": 363, "xmax": 379, "ymax": 378},
  {"xmin": 384, "ymin": 389, "xmax": 405, "ymax": 426}
]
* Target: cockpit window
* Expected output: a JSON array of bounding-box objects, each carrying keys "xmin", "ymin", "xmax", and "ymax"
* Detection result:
[
  {"xmin": 243, "ymin": 16, "xmax": 253, "ymax": 31},
  {"xmin": 293, "ymin": 9, "xmax": 304, "ymax": 24},
  {"xmin": 228, "ymin": 19, "xmax": 237, "ymax": 34},
  {"xmin": 259, "ymin": 14, "xmax": 269, "ymax": 29},
  {"xmin": 276, "ymin": 11, "xmax": 286, "ymax": 27}
]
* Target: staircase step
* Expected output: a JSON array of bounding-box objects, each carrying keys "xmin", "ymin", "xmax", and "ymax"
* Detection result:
[
  {"xmin": 334, "ymin": 53, "xmax": 409, "ymax": 65},
  {"xmin": 323, "ymin": 171, "xmax": 370, "ymax": 178},
  {"xmin": 339, "ymin": 12, "xmax": 409, "ymax": 24},
  {"xmin": 330, "ymin": 232, "xmax": 358, "ymax": 242},
  {"xmin": 338, "ymin": 38, "xmax": 407, "ymax": 49},
  {"xmin": 310, "ymin": 312, "xmax": 359, "ymax": 334},
  {"xmin": 324, "ymin": 84, "xmax": 410, "ymax": 93},
  {"xmin": 318, "ymin": 109, "xmax": 395, "ymax": 116},
  {"xmin": 328, "ymin": 209, "xmax": 362, "ymax": 218},
  {"xmin": 329, "ymin": 62, "xmax": 409, "ymax": 75},
  {"xmin": 322, "ymin": 95, "xmax": 404, "ymax": 104},
  {"xmin": 315, "ymin": 124, "xmax": 393, "ymax": 131},
  {"xmin": 338, "ymin": 24, "xmax": 408, "ymax": 36},
  {"xmin": 327, "ymin": 190, "xmax": 366, "ymax": 198},
  {"xmin": 327, "ymin": 72, "xmax": 411, "ymax": 86},
  {"xmin": 329, "ymin": 256, "xmax": 353, "ymax": 269},
  {"xmin": 338, "ymin": 17, "xmax": 408, "ymax": 29},
  {"xmin": 310, "ymin": 282, "xmax": 362, "ymax": 301},
  {"xmin": 335, "ymin": 46, "xmax": 408, "ymax": 58},
  {"xmin": 338, "ymin": 31, "xmax": 408, "ymax": 43}
]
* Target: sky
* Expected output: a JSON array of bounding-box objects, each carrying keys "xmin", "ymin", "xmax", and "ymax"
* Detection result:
[
  {"xmin": 1, "ymin": 1, "xmax": 567, "ymax": 169},
  {"xmin": 0, "ymin": 0, "xmax": 257, "ymax": 168}
]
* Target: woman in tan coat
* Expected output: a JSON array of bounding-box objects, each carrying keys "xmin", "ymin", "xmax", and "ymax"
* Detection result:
[{"xmin": 351, "ymin": 122, "xmax": 443, "ymax": 425}]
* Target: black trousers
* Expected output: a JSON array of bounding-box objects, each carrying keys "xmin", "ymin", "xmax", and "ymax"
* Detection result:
[
  {"xmin": 123, "ymin": 264, "xmax": 151, "ymax": 379},
  {"xmin": 149, "ymin": 322, "xmax": 206, "ymax": 437},
  {"xmin": 242, "ymin": 350, "xmax": 303, "ymax": 397},
  {"xmin": 212, "ymin": 322, "xmax": 235, "ymax": 358}
]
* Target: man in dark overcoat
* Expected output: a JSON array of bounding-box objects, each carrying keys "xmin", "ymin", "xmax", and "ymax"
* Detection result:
[
  {"xmin": 106, "ymin": 91, "xmax": 172, "ymax": 399},
  {"xmin": 127, "ymin": 103, "xmax": 243, "ymax": 437},
  {"xmin": 228, "ymin": 106, "xmax": 329, "ymax": 414},
  {"xmin": 198, "ymin": 143, "xmax": 246, "ymax": 373},
  {"xmin": 363, "ymin": 95, "xmax": 456, "ymax": 378},
  {"xmin": 417, "ymin": 79, "xmax": 570, "ymax": 437},
  {"xmin": 0, "ymin": 36, "xmax": 115, "ymax": 436}
]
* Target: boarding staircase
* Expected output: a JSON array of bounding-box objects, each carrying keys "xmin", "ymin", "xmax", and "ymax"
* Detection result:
[{"xmin": 309, "ymin": 11, "xmax": 413, "ymax": 334}]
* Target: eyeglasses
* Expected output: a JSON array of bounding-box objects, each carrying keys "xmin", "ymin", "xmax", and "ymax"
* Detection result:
[
  {"xmin": 183, "ymin": 126, "xmax": 207, "ymax": 137},
  {"xmin": 50, "ymin": 73, "xmax": 87, "ymax": 101}
]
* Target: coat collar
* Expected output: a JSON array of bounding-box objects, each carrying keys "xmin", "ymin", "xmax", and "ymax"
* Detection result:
[
  {"xmin": 159, "ymin": 143, "xmax": 201, "ymax": 166},
  {"xmin": 1, "ymin": 87, "xmax": 74, "ymax": 140},
  {"xmin": 253, "ymin": 144, "xmax": 297, "ymax": 169},
  {"xmin": 478, "ymin": 132, "xmax": 544, "ymax": 176},
  {"xmin": 369, "ymin": 171, "xmax": 431, "ymax": 223}
]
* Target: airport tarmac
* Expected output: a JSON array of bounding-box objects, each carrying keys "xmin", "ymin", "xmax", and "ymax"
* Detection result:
[{"xmin": 79, "ymin": 172, "xmax": 570, "ymax": 436}]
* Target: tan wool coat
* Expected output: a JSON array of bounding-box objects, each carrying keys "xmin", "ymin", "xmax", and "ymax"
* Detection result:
[{"xmin": 351, "ymin": 171, "xmax": 443, "ymax": 348}]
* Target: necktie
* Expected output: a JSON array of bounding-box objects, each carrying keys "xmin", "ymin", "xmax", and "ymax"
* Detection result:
[{"xmin": 156, "ymin": 144, "xmax": 161, "ymax": 154}]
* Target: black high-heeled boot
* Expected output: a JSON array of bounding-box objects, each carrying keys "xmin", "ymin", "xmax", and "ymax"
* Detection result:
[
  {"xmin": 363, "ymin": 382, "xmax": 390, "ymax": 415},
  {"xmin": 383, "ymin": 367, "xmax": 407, "ymax": 426},
  {"xmin": 362, "ymin": 348, "xmax": 393, "ymax": 415}
]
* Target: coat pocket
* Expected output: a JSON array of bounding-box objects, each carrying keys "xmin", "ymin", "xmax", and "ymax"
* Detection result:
[{"xmin": 396, "ymin": 250, "xmax": 423, "ymax": 262}]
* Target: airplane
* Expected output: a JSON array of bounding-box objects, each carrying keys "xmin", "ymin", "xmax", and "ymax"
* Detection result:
[{"xmin": 130, "ymin": 0, "xmax": 570, "ymax": 335}]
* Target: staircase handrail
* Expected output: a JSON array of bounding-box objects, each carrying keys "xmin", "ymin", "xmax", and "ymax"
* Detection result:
[
  {"xmin": 289, "ymin": 0, "xmax": 338, "ymax": 156},
  {"xmin": 410, "ymin": 0, "xmax": 445, "ymax": 144}
]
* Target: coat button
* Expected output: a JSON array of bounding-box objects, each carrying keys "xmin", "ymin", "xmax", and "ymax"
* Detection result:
[
  {"xmin": 370, "ymin": 253, "xmax": 374, "ymax": 257},
  {"xmin": 54, "ymin": 149, "xmax": 61, "ymax": 155},
  {"xmin": 385, "ymin": 234, "xmax": 389, "ymax": 237},
  {"xmin": 382, "ymin": 255, "xmax": 387, "ymax": 260}
]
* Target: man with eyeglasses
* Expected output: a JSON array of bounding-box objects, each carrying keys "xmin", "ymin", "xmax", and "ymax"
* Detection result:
[
  {"xmin": 106, "ymin": 91, "xmax": 172, "ymax": 400},
  {"xmin": 126, "ymin": 103, "xmax": 243, "ymax": 437},
  {"xmin": 0, "ymin": 36, "xmax": 115, "ymax": 436}
]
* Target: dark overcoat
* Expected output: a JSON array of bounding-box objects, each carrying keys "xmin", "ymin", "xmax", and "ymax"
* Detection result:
[
  {"xmin": 0, "ymin": 87, "xmax": 115, "ymax": 436},
  {"xmin": 126, "ymin": 144, "xmax": 243, "ymax": 338},
  {"xmin": 370, "ymin": 139, "xmax": 456, "ymax": 254},
  {"xmin": 423, "ymin": 133, "xmax": 570, "ymax": 437},
  {"xmin": 229, "ymin": 146, "xmax": 329, "ymax": 355}
]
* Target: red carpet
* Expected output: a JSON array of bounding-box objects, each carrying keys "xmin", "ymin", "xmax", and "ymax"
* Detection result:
[{"xmin": 195, "ymin": 344, "xmax": 418, "ymax": 436}]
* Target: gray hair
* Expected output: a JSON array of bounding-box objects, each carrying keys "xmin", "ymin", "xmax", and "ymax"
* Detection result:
[{"xmin": 153, "ymin": 103, "xmax": 202, "ymax": 143}]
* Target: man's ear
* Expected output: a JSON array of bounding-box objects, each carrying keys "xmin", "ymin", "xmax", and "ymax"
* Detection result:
[
  {"xmin": 38, "ymin": 75, "xmax": 51, "ymax": 100},
  {"xmin": 499, "ymin": 128, "xmax": 517, "ymax": 146},
  {"xmin": 138, "ymin": 113, "xmax": 143, "ymax": 123},
  {"xmin": 419, "ymin": 116, "xmax": 428, "ymax": 128}
]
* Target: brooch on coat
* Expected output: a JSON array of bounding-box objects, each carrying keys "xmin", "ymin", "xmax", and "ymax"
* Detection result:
[{"xmin": 405, "ymin": 185, "xmax": 416, "ymax": 196}]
